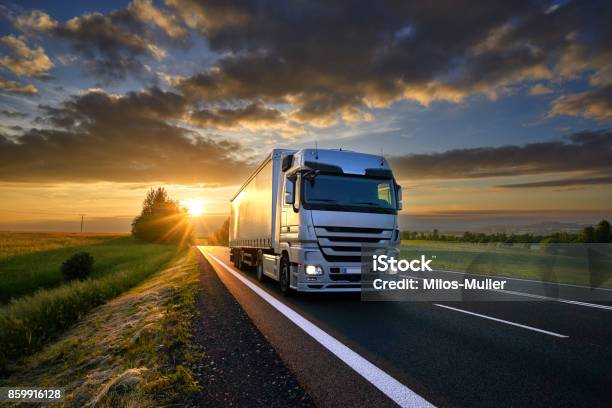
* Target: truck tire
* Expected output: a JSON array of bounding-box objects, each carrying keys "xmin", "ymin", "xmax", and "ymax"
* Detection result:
[
  {"xmin": 233, "ymin": 250, "xmax": 241, "ymax": 270},
  {"xmin": 279, "ymin": 255, "xmax": 293, "ymax": 295},
  {"xmin": 256, "ymin": 250, "xmax": 265, "ymax": 282}
]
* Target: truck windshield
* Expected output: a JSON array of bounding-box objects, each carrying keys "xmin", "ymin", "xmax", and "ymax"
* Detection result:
[{"xmin": 302, "ymin": 174, "xmax": 397, "ymax": 214}]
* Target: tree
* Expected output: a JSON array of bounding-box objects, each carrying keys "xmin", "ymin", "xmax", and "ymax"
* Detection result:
[
  {"xmin": 208, "ymin": 217, "xmax": 230, "ymax": 246},
  {"xmin": 595, "ymin": 220, "xmax": 611, "ymax": 243},
  {"xmin": 581, "ymin": 226, "xmax": 596, "ymax": 243},
  {"xmin": 131, "ymin": 187, "xmax": 193, "ymax": 245}
]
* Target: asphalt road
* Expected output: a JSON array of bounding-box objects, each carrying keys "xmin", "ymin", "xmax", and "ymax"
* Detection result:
[{"xmin": 197, "ymin": 246, "xmax": 612, "ymax": 408}]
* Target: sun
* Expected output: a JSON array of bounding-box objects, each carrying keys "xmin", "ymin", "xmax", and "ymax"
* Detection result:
[{"xmin": 183, "ymin": 199, "xmax": 205, "ymax": 217}]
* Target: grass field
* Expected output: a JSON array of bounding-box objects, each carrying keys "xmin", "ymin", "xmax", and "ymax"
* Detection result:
[
  {"xmin": 0, "ymin": 232, "xmax": 183, "ymax": 368},
  {"xmin": 0, "ymin": 232, "xmax": 119, "ymax": 260},
  {"xmin": 400, "ymin": 240, "xmax": 612, "ymax": 288},
  {"xmin": 0, "ymin": 234, "xmax": 176, "ymax": 303},
  {"xmin": 1, "ymin": 250, "xmax": 202, "ymax": 407}
]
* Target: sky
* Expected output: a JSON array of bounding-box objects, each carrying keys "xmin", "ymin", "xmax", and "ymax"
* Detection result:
[{"xmin": 0, "ymin": 0, "xmax": 611, "ymax": 233}]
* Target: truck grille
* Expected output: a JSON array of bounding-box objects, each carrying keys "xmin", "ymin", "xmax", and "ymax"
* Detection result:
[{"xmin": 315, "ymin": 226, "xmax": 393, "ymax": 263}]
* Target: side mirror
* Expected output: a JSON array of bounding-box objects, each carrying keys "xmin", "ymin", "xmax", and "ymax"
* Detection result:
[
  {"xmin": 285, "ymin": 178, "xmax": 295, "ymax": 205},
  {"xmin": 292, "ymin": 175, "xmax": 301, "ymax": 212},
  {"xmin": 281, "ymin": 154, "xmax": 294, "ymax": 172},
  {"xmin": 396, "ymin": 185, "xmax": 403, "ymax": 210}
]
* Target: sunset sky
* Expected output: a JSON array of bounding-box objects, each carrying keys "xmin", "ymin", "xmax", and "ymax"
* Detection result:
[{"xmin": 1, "ymin": 0, "xmax": 611, "ymax": 232}]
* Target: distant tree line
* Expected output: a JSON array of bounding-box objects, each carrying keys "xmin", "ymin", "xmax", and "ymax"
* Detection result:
[
  {"xmin": 401, "ymin": 219, "xmax": 611, "ymax": 244},
  {"xmin": 207, "ymin": 217, "xmax": 229, "ymax": 246}
]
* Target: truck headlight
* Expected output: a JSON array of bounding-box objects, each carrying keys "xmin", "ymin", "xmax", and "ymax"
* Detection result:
[{"xmin": 305, "ymin": 264, "xmax": 323, "ymax": 275}]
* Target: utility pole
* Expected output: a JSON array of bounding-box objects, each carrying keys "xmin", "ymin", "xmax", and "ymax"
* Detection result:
[{"xmin": 79, "ymin": 214, "xmax": 86, "ymax": 233}]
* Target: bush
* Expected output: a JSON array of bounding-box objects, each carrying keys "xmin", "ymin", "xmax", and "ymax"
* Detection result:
[{"xmin": 61, "ymin": 252, "xmax": 95, "ymax": 281}]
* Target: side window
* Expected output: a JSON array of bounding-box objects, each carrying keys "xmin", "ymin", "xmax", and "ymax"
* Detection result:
[
  {"xmin": 284, "ymin": 177, "xmax": 295, "ymax": 205},
  {"xmin": 377, "ymin": 183, "xmax": 392, "ymax": 205}
]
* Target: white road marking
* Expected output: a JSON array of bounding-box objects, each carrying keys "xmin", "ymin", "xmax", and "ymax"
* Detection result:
[
  {"xmin": 498, "ymin": 289, "xmax": 612, "ymax": 311},
  {"xmin": 433, "ymin": 269, "xmax": 612, "ymax": 292},
  {"xmin": 433, "ymin": 304, "xmax": 569, "ymax": 338},
  {"xmin": 402, "ymin": 274, "xmax": 612, "ymax": 311},
  {"xmin": 200, "ymin": 248, "xmax": 434, "ymax": 408}
]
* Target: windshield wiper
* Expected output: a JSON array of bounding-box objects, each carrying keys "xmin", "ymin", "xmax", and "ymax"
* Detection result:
[
  {"xmin": 311, "ymin": 198, "xmax": 338, "ymax": 202},
  {"xmin": 303, "ymin": 169, "xmax": 319, "ymax": 180},
  {"xmin": 353, "ymin": 201, "xmax": 380, "ymax": 206}
]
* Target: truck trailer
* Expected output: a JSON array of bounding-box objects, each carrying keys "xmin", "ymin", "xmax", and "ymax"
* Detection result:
[{"xmin": 229, "ymin": 148, "xmax": 402, "ymax": 294}]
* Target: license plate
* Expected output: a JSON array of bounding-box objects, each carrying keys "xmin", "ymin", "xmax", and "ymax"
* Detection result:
[{"xmin": 344, "ymin": 267, "xmax": 361, "ymax": 274}]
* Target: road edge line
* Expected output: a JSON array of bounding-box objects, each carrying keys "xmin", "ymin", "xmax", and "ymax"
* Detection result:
[{"xmin": 199, "ymin": 248, "xmax": 435, "ymax": 408}]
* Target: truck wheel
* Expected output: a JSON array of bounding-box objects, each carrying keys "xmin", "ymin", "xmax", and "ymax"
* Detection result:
[
  {"xmin": 279, "ymin": 256, "xmax": 293, "ymax": 295},
  {"xmin": 256, "ymin": 251, "xmax": 265, "ymax": 282},
  {"xmin": 237, "ymin": 250, "xmax": 244, "ymax": 270}
]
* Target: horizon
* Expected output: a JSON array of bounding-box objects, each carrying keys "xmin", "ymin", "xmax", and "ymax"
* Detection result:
[{"xmin": 2, "ymin": 209, "xmax": 610, "ymax": 235}]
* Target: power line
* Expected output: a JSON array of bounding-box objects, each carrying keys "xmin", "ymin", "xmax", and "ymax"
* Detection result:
[{"xmin": 78, "ymin": 214, "xmax": 86, "ymax": 233}]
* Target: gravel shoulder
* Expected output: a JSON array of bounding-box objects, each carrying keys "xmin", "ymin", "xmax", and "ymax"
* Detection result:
[{"xmin": 191, "ymin": 253, "xmax": 314, "ymax": 407}]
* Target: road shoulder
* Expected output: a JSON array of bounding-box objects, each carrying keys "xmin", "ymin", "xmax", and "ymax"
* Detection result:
[
  {"xmin": 191, "ymin": 251, "xmax": 314, "ymax": 407},
  {"xmin": 199, "ymin": 247, "xmax": 400, "ymax": 408}
]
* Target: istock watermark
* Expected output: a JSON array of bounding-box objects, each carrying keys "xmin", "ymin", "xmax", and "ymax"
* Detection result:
[
  {"xmin": 360, "ymin": 243, "xmax": 612, "ymax": 302},
  {"xmin": 372, "ymin": 254, "xmax": 434, "ymax": 272}
]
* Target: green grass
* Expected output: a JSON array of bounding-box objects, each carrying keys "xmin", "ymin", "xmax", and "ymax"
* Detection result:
[
  {"xmin": 400, "ymin": 240, "xmax": 612, "ymax": 287},
  {"xmin": 1, "ymin": 250, "xmax": 202, "ymax": 407},
  {"xmin": 0, "ymin": 232, "xmax": 182, "ymax": 369},
  {"xmin": 0, "ymin": 234, "xmax": 173, "ymax": 303}
]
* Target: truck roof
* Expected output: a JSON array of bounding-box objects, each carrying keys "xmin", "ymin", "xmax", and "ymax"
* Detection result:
[
  {"xmin": 294, "ymin": 148, "xmax": 390, "ymax": 175},
  {"xmin": 229, "ymin": 148, "xmax": 391, "ymax": 202}
]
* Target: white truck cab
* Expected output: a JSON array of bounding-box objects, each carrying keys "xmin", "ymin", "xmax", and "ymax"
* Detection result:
[{"xmin": 229, "ymin": 148, "xmax": 402, "ymax": 294}]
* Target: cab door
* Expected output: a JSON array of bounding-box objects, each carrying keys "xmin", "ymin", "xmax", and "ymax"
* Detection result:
[
  {"xmin": 281, "ymin": 174, "xmax": 299, "ymax": 241},
  {"xmin": 281, "ymin": 175, "xmax": 292, "ymax": 233}
]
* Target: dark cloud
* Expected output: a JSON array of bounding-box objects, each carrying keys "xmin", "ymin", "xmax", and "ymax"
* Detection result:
[
  {"xmin": 189, "ymin": 101, "xmax": 302, "ymax": 135},
  {"xmin": 495, "ymin": 176, "xmax": 612, "ymax": 189},
  {"xmin": 190, "ymin": 101, "xmax": 283, "ymax": 128},
  {"xmin": 0, "ymin": 88, "xmax": 252, "ymax": 183},
  {"xmin": 14, "ymin": 1, "xmax": 186, "ymax": 81},
  {"xmin": 389, "ymin": 130, "xmax": 612, "ymax": 180},
  {"xmin": 171, "ymin": 0, "xmax": 612, "ymax": 123}
]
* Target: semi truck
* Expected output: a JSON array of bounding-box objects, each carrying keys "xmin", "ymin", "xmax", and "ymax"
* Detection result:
[{"xmin": 229, "ymin": 148, "xmax": 402, "ymax": 294}]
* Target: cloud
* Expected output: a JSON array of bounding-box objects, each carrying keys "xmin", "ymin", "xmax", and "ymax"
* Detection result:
[
  {"xmin": 128, "ymin": 0, "xmax": 187, "ymax": 39},
  {"xmin": 12, "ymin": 2, "xmax": 185, "ymax": 80},
  {"xmin": 0, "ymin": 110, "xmax": 28, "ymax": 118},
  {"xmin": 0, "ymin": 35, "xmax": 54, "ymax": 77},
  {"xmin": 189, "ymin": 101, "xmax": 303, "ymax": 136},
  {"xmin": 169, "ymin": 0, "xmax": 612, "ymax": 124},
  {"xmin": 14, "ymin": 9, "xmax": 156, "ymax": 80},
  {"xmin": 389, "ymin": 130, "xmax": 612, "ymax": 180},
  {"xmin": 14, "ymin": 10, "xmax": 58, "ymax": 31},
  {"xmin": 190, "ymin": 101, "xmax": 282, "ymax": 128},
  {"xmin": 0, "ymin": 78, "xmax": 37, "ymax": 94},
  {"xmin": 529, "ymin": 83, "xmax": 553, "ymax": 95},
  {"xmin": 166, "ymin": 0, "xmax": 250, "ymax": 33},
  {"xmin": 0, "ymin": 88, "xmax": 253, "ymax": 183},
  {"xmin": 495, "ymin": 176, "xmax": 612, "ymax": 189},
  {"xmin": 549, "ymin": 85, "xmax": 612, "ymax": 122}
]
